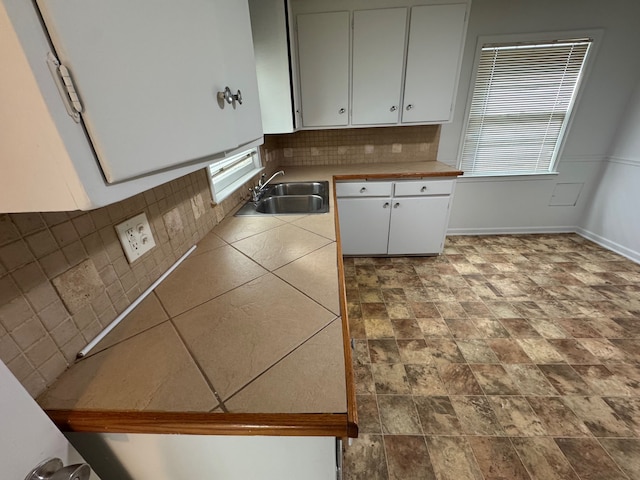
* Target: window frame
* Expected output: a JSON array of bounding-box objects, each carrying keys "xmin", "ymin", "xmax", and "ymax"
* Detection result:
[
  {"xmin": 457, "ymin": 30, "xmax": 602, "ymax": 178},
  {"xmin": 208, "ymin": 148, "xmax": 263, "ymax": 203}
]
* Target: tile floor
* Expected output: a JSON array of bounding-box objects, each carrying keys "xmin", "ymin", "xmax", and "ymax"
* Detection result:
[{"xmin": 342, "ymin": 234, "xmax": 640, "ymax": 480}]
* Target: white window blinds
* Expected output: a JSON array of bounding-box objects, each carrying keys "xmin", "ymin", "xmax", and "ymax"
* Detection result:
[{"xmin": 460, "ymin": 39, "xmax": 592, "ymax": 176}]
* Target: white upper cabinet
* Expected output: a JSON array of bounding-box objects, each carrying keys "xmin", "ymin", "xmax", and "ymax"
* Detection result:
[
  {"xmin": 352, "ymin": 8, "xmax": 408, "ymax": 125},
  {"xmin": 291, "ymin": 0, "xmax": 470, "ymax": 129},
  {"xmin": 296, "ymin": 11, "xmax": 350, "ymax": 127},
  {"xmin": 402, "ymin": 3, "xmax": 468, "ymax": 123},
  {"xmin": 1, "ymin": 0, "xmax": 262, "ymax": 211}
]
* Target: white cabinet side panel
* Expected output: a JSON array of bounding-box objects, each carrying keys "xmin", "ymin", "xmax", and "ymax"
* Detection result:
[
  {"xmin": 36, "ymin": 0, "xmax": 238, "ymax": 183},
  {"xmin": 352, "ymin": 8, "xmax": 407, "ymax": 125},
  {"xmin": 296, "ymin": 11, "xmax": 350, "ymax": 127},
  {"xmin": 402, "ymin": 3, "xmax": 467, "ymax": 123}
]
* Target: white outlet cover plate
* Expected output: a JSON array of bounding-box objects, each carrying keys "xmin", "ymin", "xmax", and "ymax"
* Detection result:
[{"xmin": 115, "ymin": 212, "xmax": 156, "ymax": 263}]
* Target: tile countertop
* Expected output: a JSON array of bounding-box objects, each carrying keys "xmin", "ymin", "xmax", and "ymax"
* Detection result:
[{"xmin": 38, "ymin": 161, "xmax": 461, "ymax": 437}]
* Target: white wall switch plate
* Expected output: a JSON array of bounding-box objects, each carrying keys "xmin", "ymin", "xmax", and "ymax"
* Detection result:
[{"xmin": 115, "ymin": 212, "xmax": 156, "ymax": 263}]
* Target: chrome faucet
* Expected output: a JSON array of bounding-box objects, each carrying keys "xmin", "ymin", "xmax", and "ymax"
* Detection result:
[{"xmin": 250, "ymin": 170, "xmax": 284, "ymax": 202}]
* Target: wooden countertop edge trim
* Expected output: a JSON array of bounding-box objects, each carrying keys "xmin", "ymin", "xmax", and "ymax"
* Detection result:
[
  {"xmin": 333, "ymin": 177, "xmax": 359, "ymax": 439},
  {"xmin": 44, "ymin": 410, "xmax": 351, "ymax": 437},
  {"xmin": 333, "ymin": 170, "xmax": 463, "ymax": 181}
]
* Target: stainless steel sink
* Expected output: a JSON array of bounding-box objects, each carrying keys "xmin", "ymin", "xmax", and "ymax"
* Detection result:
[{"xmin": 235, "ymin": 181, "xmax": 330, "ymax": 216}]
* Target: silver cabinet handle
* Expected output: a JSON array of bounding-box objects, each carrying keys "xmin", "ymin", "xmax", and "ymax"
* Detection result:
[
  {"xmin": 234, "ymin": 89, "xmax": 243, "ymax": 105},
  {"xmin": 219, "ymin": 86, "xmax": 234, "ymax": 104},
  {"xmin": 393, "ymin": 202, "xmax": 400, "ymax": 208},
  {"xmin": 390, "ymin": 106, "xmax": 397, "ymax": 112},
  {"xmin": 26, "ymin": 458, "xmax": 91, "ymax": 480},
  {"xmin": 339, "ymin": 108, "xmax": 346, "ymax": 114},
  {"xmin": 406, "ymin": 104, "xmax": 413, "ymax": 111},
  {"xmin": 360, "ymin": 187, "xmax": 367, "ymax": 193},
  {"xmin": 420, "ymin": 186, "xmax": 427, "ymax": 192},
  {"xmin": 383, "ymin": 202, "xmax": 390, "ymax": 208}
]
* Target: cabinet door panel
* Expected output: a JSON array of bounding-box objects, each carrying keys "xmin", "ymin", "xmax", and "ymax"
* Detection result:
[
  {"xmin": 37, "ymin": 0, "xmax": 240, "ymax": 183},
  {"xmin": 352, "ymin": 8, "xmax": 407, "ymax": 125},
  {"xmin": 388, "ymin": 196, "xmax": 450, "ymax": 255},
  {"xmin": 296, "ymin": 12, "xmax": 350, "ymax": 127},
  {"xmin": 402, "ymin": 4, "xmax": 467, "ymax": 123},
  {"xmin": 337, "ymin": 198, "xmax": 391, "ymax": 255}
]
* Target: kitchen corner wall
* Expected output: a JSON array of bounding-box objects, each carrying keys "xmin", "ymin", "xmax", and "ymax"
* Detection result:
[
  {"xmin": 263, "ymin": 125, "xmax": 440, "ymax": 166},
  {"xmin": 0, "ymin": 168, "xmax": 252, "ymax": 398}
]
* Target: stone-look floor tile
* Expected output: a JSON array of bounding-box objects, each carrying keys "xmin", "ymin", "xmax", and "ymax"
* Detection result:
[
  {"xmin": 386, "ymin": 303, "xmax": 414, "ymax": 320},
  {"xmin": 526, "ymin": 318, "xmax": 571, "ymax": 339},
  {"xmin": 516, "ymin": 338, "xmax": 566, "ymax": 364},
  {"xmin": 488, "ymin": 396, "xmax": 547, "ymax": 436},
  {"xmin": 538, "ymin": 364, "xmax": 593, "ymax": 395},
  {"xmin": 561, "ymin": 396, "xmax": 636, "ymax": 438},
  {"xmin": 612, "ymin": 317, "xmax": 640, "ymax": 337},
  {"xmin": 500, "ymin": 318, "xmax": 542, "ymax": 338},
  {"xmin": 603, "ymin": 397, "xmax": 640, "ymax": 436},
  {"xmin": 606, "ymin": 364, "xmax": 640, "ymax": 395},
  {"xmin": 417, "ymin": 317, "xmax": 451, "ymax": 337},
  {"xmin": 364, "ymin": 318, "xmax": 395, "ymax": 339},
  {"xmin": 353, "ymin": 364, "xmax": 376, "ymax": 395},
  {"xmin": 382, "ymin": 288, "xmax": 406, "ymax": 302},
  {"xmin": 470, "ymin": 364, "xmax": 521, "ymax": 395},
  {"xmin": 484, "ymin": 301, "xmax": 522, "ymax": 318},
  {"xmin": 511, "ymin": 437, "xmax": 579, "ymax": 480},
  {"xmin": 425, "ymin": 436, "xmax": 484, "ymax": 480},
  {"xmin": 471, "ymin": 317, "xmax": 511, "ymax": 338},
  {"xmin": 362, "ymin": 302, "xmax": 389, "ymax": 320},
  {"xmin": 572, "ymin": 364, "xmax": 634, "ymax": 396},
  {"xmin": 377, "ymin": 395, "xmax": 423, "ymax": 435},
  {"xmin": 384, "ymin": 435, "xmax": 436, "ymax": 480},
  {"xmin": 356, "ymin": 394, "xmax": 382, "ymax": 434},
  {"xmin": 450, "ymin": 396, "xmax": 505, "ymax": 435},
  {"xmin": 438, "ymin": 364, "xmax": 484, "ymax": 395},
  {"xmin": 343, "ymin": 434, "xmax": 388, "ymax": 480},
  {"xmin": 455, "ymin": 339, "xmax": 500, "ymax": 363},
  {"xmin": 433, "ymin": 301, "xmax": 467, "ymax": 318},
  {"xmin": 599, "ymin": 438, "xmax": 640, "ymax": 480},
  {"xmin": 414, "ymin": 396, "xmax": 462, "ymax": 435},
  {"xmin": 583, "ymin": 317, "xmax": 630, "ymax": 338},
  {"xmin": 349, "ymin": 315, "xmax": 367, "ymax": 340},
  {"xmin": 467, "ymin": 436, "xmax": 531, "ymax": 480},
  {"xmin": 554, "ymin": 318, "xmax": 602, "ymax": 338},
  {"xmin": 396, "ymin": 339, "xmax": 431, "ymax": 364},
  {"xmin": 578, "ymin": 338, "xmax": 629, "ymax": 363},
  {"xmin": 368, "ymin": 339, "xmax": 401, "ymax": 364},
  {"xmin": 405, "ymin": 364, "xmax": 446, "ymax": 395},
  {"xmin": 360, "ymin": 288, "xmax": 384, "ymax": 303},
  {"xmin": 548, "ymin": 339, "xmax": 601, "ymax": 364},
  {"xmin": 390, "ymin": 318, "xmax": 423, "ymax": 339},
  {"xmin": 443, "ymin": 318, "xmax": 481, "ymax": 339},
  {"xmin": 610, "ymin": 339, "xmax": 640, "ymax": 363},
  {"xmin": 555, "ymin": 438, "xmax": 628, "ymax": 480},
  {"xmin": 410, "ymin": 301, "xmax": 441, "ymax": 318},
  {"xmin": 526, "ymin": 396, "xmax": 591, "ymax": 437},
  {"xmin": 487, "ymin": 338, "xmax": 533, "ymax": 364},
  {"xmin": 423, "ymin": 338, "xmax": 466, "ymax": 364},
  {"xmin": 371, "ymin": 363, "xmax": 411, "ymax": 395},
  {"xmin": 352, "ymin": 339, "xmax": 370, "ymax": 366},
  {"xmin": 504, "ymin": 363, "xmax": 559, "ymax": 395}
]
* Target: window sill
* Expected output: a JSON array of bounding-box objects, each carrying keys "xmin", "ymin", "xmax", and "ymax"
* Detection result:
[
  {"xmin": 458, "ymin": 171, "xmax": 559, "ymax": 182},
  {"xmin": 211, "ymin": 166, "xmax": 264, "ymax": 204}
]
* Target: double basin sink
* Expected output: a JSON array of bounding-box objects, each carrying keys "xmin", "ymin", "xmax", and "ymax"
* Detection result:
[{"xmin": 235, "ymin": 181, "xmax": 330, "ymax": 216}]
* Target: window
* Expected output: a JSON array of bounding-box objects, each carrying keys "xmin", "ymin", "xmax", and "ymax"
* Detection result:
[
  {"xmin": 460, "ymin": 38, "xmax": 592, "ymax": 176},
  {"xmin": 208, "ymin": 148, "xmax": 262, "ymax": 203}
]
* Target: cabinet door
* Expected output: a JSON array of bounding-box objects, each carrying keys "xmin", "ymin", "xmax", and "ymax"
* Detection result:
[
  {"xmin": 337, "ymin": 198, "xmax": 391, "ymax": 255},
  {"xmin": 402, "ymin": 4, "xmax": 467, "ymax": 123},
  {"xmin": 352, "ymin": 8, "xmax": 407, "ymax": 125},
  {"xmin": 388, "ymin": 196, "xmax": 450, "ymax": 255},
  {"xmin": 296, "ymin": 12, "xmax": 350, "ymax": 127},
  {"xmin": 36, "ymin": 0, "xmax": 253, "ymax": 183}
]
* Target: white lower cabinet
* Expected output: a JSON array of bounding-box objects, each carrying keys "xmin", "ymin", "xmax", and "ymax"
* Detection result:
[{"xmin": 337, "ymin": 179, "xmax": 455, "ymax": 255}]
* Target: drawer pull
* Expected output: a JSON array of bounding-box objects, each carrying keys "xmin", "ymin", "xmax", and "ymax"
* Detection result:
[
  {"xmin": 421, "ymin": 186, "xmax": 427, "ymax": 192},
  {"xmin": 360, "ymin": 187, "xmax": 367, "ymax": 193},
  {"xmin": 383, "ymin": 202, "xmax": 390, "ymax": 208},
  {"xmin": 393, "ymin": 202, "xmax": 400, "ymax": 208}
]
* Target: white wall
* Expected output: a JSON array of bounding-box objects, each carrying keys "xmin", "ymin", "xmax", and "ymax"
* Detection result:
[
  {"xmin": 579, "ymin": 81, "xmax": 640, "ymax": 262},
  {"xmin": 440, "ymin": 0, "xmax": 640, "ymax": 234}
]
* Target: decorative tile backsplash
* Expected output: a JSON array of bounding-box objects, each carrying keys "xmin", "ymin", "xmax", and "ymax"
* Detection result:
[
  {"xmin": 263, "ymin": 125, "xmax": 440, "ymax": 166},
  {"xmin": 0, "ymin": 168, "xmax": 252, "ymax": 398}
]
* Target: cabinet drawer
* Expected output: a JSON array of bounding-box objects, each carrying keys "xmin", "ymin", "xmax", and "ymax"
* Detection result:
[
  {"xmin": 393, "ymin": 179, "xmax": 454, "ymax": 196},
  {"xmin": 336, "ymin": 181, "xmax": 393, "ymax": 197}
]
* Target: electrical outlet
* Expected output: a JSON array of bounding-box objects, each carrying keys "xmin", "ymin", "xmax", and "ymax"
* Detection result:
[{"xmin": 115, "ymin": 212, "xmax": 156, "ymax": 263}]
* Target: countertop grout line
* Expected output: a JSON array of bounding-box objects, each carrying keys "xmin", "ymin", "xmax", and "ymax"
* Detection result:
[
  {"xmin": 167, "ymin": 316, "xmax": 229, "ymax": 413},
  {"xmin": 221, "ymin": 316, "xmax": 343, "ymax": 408}
]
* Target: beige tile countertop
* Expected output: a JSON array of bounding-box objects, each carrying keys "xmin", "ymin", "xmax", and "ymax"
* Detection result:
[{"xmin": 38, "ymin": 161, "xmax": 461, "ymax": 437}]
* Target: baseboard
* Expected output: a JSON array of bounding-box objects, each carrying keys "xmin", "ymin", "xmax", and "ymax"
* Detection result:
[
  {"xmin": 447, "ymin": 226, "xmax": 576, "ymax": 235},
  {"xmin": 575, "ymin": 227, "xmax": 640, "ymax": 264}
]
